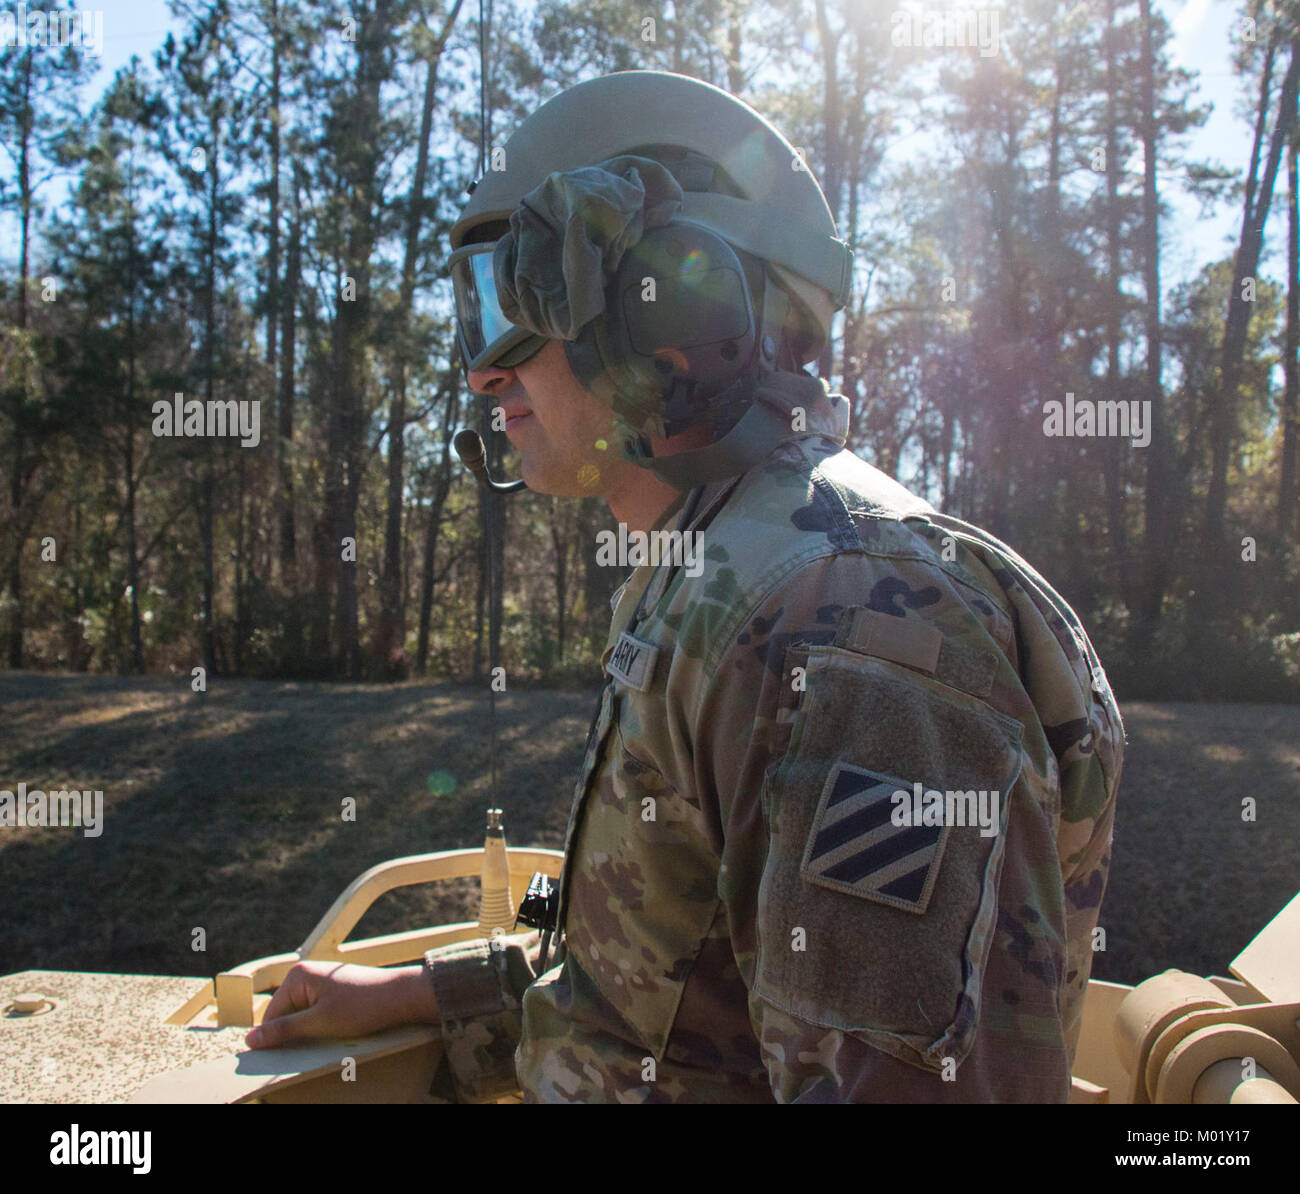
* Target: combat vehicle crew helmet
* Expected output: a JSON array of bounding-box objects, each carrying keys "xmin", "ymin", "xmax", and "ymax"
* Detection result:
[{"xmin": 448, "ymin": 70, "xmax": 853, "ymax": 467}]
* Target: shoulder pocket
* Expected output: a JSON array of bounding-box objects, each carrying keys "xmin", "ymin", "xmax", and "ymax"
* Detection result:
[{"xmin": 754, "ymin": 644, "xmax": 1024, "ymax": 1073}]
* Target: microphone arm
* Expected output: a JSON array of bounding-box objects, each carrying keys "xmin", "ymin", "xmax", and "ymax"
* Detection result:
[{"xmin": 454, "ymin": 428, "xmax": 527, "ymax": 494}]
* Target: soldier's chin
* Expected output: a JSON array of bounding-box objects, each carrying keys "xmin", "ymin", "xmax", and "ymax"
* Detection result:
[
  {"xmin": 522, "ymin": 456, "xmax": 603, "ymax": 499},
  {"xmin": 515, "ymin": 455, "xmax": 563, "ymax": 497}
]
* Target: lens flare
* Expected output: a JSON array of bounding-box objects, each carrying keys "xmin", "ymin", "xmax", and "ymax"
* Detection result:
[
  {"xmin": 682, "ymin": 248, "xmax": 706, "ymax": 273},
  {"xmin": 426, "ymin": 770, "xmax": 457, "ymax": 796}
]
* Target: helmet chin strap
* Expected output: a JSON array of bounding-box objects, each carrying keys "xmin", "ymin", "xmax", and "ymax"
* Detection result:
[{"xmin": 623, "ymin": 369, "xmax": 827, "ymax": 489}]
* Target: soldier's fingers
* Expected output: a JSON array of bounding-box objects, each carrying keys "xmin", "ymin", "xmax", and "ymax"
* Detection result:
[
  {"xmin": 260, "ymin": 963, "xmax": 319, "ymax": 1024},
  {"xmin": 245, "ymin": 1004, "xmax": 319, "ymax": 1050}
]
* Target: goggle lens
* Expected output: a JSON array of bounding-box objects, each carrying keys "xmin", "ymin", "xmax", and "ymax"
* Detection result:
[{"xmin": 449, "ymin": 243, "xmax": 543, "ymax": 371}]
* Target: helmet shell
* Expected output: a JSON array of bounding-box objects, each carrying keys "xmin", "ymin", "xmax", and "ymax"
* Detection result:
[{"xmin": 451, "ymin": 70, "xmax": 851, "ymax": 363}]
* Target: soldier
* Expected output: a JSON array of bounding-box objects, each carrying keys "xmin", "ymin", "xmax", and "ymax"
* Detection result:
[{"xmin": 248, "ymin": 71, "xmax": 1123, "ymax": 1103}]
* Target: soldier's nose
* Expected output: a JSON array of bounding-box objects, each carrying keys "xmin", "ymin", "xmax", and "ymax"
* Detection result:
[{"xmin": 467, "ymin": 363, "xmax": 514, "ymax": 396}]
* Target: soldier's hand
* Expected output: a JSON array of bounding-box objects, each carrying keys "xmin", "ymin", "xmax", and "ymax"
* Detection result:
[{"xmin": 244, "ymin": 961, "xmax": 436, "ymax": 1049}]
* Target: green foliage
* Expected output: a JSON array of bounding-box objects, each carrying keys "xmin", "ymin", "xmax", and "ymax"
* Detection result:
[{"xmin": 1093, "ymin": 599, "xmax": 1300, "ymax": 703}]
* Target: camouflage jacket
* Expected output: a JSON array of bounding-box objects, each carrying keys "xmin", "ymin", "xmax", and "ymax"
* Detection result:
[{"xmin": 424, "ymin": 372, "xmax": 1123, "ymax": 1103}]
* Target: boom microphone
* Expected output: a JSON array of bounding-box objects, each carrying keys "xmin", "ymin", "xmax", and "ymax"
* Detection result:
[{"xmin": 454, "ymin": 428, "xmax": 527, "ymax": 493}]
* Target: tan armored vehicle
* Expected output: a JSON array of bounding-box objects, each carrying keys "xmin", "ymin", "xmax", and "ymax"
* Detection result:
[{"xmin": 3, "ymin": 809, "xmax": 1298, "ymax": 1104}]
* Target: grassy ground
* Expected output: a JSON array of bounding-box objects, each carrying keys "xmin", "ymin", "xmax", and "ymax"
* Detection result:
[
  {"xmin": 1096, "ymin": 700, "xmax": 1300, "ymax": 984},
  {"xmin": 0, "ymin": 673, "xmax": 592, "ymax": 978},
  {"xmin": 1, "ymin": 673, "xmax": 1297, "ymax": 987}
]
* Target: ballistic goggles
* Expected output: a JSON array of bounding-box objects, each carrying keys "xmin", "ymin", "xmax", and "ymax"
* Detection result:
[{"xmin": 448, "ymin": 242, "xmax": 546, "ymax": 373}]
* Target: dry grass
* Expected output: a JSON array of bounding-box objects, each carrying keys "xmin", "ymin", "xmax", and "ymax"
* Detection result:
[
  {"xmin": 1, "ymin": 675, "xmax": 1297, "ymax": 987},
  {"xmin": 1092, "ymin": 701, "xmax": 1300, "ymax": 985},
  {"xmin": 0, "ymin": 672, "xmax": 591, "ymax": 976}
]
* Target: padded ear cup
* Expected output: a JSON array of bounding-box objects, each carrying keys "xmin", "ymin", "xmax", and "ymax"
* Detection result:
[
  {"xmin": 564, "ymin": 220, "xmax": 758, "ymax": 437},
  {"xmin": 564, "ymin": 314, "xmax": 660, "ymax": 434}
]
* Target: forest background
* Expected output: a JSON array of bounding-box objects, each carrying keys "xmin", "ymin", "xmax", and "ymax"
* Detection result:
[{"xmin": 3, "ymin": 0, "xmax": 1299, "ymax": 702}]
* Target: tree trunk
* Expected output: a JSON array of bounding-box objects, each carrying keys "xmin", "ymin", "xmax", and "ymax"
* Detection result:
[
  {"xmin": 813, "ymin": 0, "xmax": 842, "ymax": 381},
  {"xmin": 5, "ymin": 49, "xmax": 34, "ymax": 668},
  {"xmin": 199, "ymin": 114, "xmax": 221, "ymax": 675},
  {"xmin": 472, "ymin": 401, "xmax": 508, "ymax": 680},
  {"xmin": 489, "ymin": 430, "xmax": 507, "ymax": 673},
  {"xmin": 472, "ymin": 491, "xmax": 486, "ymax": 681},
  {"xmin": 1137, "ymin": 0, "xmax": 1169, "ymax": 623},
  {"xmin": 7, "ymin": 431, "xmax": 24, "ymax": 669},
  {"xmin": 68, "ymin": 471, "xmax": 89, "ymax": 669},
  {"xmin": 330, "ymin": 0, "xmax": 397, "ymax": 680},
  {"xmin": 726, "ymin": 2, "xmax": 742, "ymax": 94},
  {"xmin": 266, "ymin": 0, "xmax": 281, "ymax": 370},
  {"xmin": 278, "ymin": 170, "xmax": 302, "ymax": 668},
  {"xmin": 325, "ymin": 341, "xmax": 358, "ymax": 678},
  {"xmin": 549, "ymin": 498, "xmax": 569, "ymax": 663},
  {"xmin": 1103, "ymin": 0, "xmax": 1132, "ymax": 610},
  {"xmin": 1208, "ymin": 36, "xmax": 1300, "ymax": 558},
  {"xmin": 236, "ymin": 449, "xmax": 254, "ymax": 673},
  {"xmin": 124, "ymin": 180, "xmax": 144, "ymax": 674},
  {"xmin": 379, "ymin": 0, "xmax": 462, "ymax": 677},
  {"xmin": 416, "ymin": 379, "xmax": 460, "ymax": 674},
  {"xmin": 984, "ymin": 144, "xmax": 1022, "ymax": 542},
  {"xmin": 1042, "ymin": 17, "xmax": 1077, "ymax": 568},
  {"xmin": 1279, "ymin": 128, "xmax": 1299, "ymax": 538},
  {"xmin": 17, "ymin": 48, "xmax": 31, "ymax": 335}
]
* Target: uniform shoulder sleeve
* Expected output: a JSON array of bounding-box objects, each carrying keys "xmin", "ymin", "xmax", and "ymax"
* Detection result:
[{"xmin": 695, "ymin": 548, "xmax": 1077, "ymax": 1102}]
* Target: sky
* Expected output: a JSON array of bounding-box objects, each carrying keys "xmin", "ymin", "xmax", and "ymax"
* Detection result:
[
  {"xmin": 1163, "ymin": 0, "xmax": 1257, "ymax": 283},
  {"xmin": 0, "ymin": 0, "xmax": 1273, "ymax": 289},
  {"xmin": 82, "ymin": 0, "xmax": 173, "ymax": 80}
]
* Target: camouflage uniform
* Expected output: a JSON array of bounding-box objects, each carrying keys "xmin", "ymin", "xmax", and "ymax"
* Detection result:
[{"xmin": 424, "ymin": 371, "xmax": 1123, "ymax": 1103}]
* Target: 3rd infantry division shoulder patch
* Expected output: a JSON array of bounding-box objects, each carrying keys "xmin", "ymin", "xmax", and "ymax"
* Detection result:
[{"xmin": 800, "ymin": 763, "xmax": 951, "ymax": 915}]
